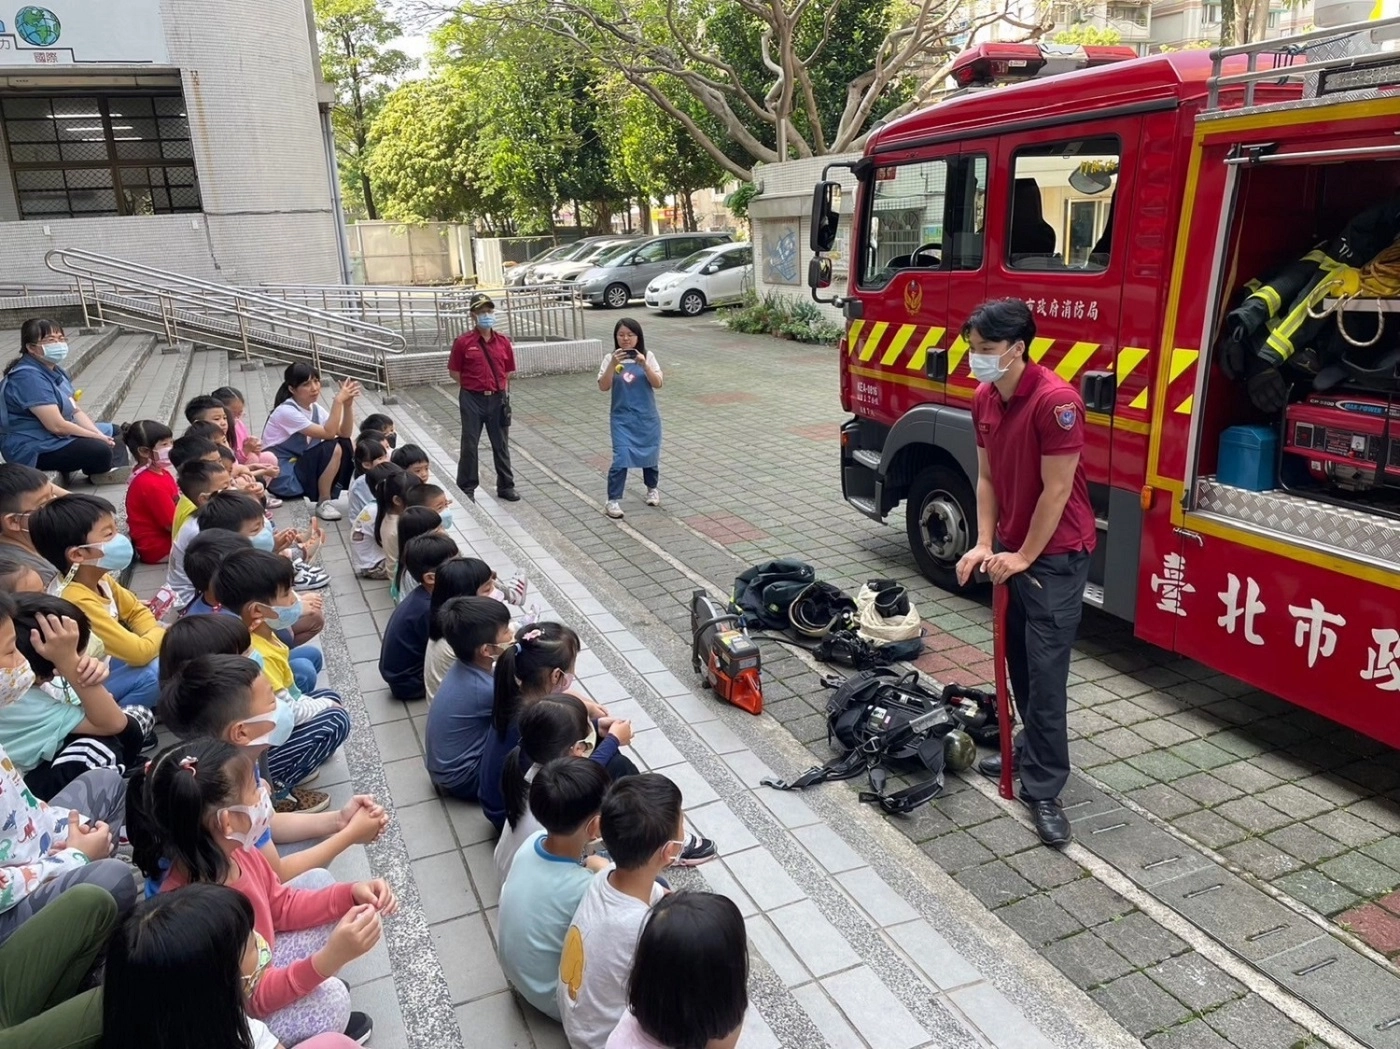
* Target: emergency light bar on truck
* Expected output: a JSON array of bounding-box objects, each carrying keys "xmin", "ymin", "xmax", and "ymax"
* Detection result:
[{"xmin": 948, "ymin": 42, "xmax": 1139, "ymax": 89}]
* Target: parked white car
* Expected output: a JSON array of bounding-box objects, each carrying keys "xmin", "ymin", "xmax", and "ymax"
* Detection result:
[{"xmin": 644, "ymin": 242, "xmax": 753, "ymax": 316}]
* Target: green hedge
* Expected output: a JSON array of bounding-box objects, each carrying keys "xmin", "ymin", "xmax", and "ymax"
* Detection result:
[{"xmin": 719, "ymin": 292, "xmax": 843, "ymax": 345}]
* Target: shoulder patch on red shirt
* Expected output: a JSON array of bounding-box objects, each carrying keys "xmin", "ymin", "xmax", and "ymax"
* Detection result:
[{"xmin": 1053, "ymin": 402, "xmax": 1078, "ymax": 431}]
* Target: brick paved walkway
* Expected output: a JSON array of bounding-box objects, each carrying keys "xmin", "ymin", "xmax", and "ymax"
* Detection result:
[{"xmin": 390, "ymin": 311, "xmax": 1400, "ymax": 1049}]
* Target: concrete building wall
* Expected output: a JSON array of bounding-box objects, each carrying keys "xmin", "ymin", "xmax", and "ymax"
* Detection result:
[
  {"xmin": 0, "ymin": 0, "xmax": 341, "ymax": 286},
  {"xmin": 748, "ymin": 154, "xmax": 859, "ymax": 324}
]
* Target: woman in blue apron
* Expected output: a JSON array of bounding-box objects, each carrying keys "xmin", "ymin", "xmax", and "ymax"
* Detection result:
[{"xmin": 596, "ymin": 318, "xmax": 663, "ymax": 519}]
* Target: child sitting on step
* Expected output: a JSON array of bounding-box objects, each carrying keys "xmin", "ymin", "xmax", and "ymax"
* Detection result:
[
  {"xmin": 141, "ymin": 737, "xmax": 393, "ymax": 1046},
  {"xmin": 122, "ymin": 420, "xmax": 178, "ymax": 564}
]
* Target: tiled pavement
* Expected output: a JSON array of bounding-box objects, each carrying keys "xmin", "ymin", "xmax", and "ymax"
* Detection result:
[{"xmin": 383, "ymin": 310, "xmax": 1400, "ymax": 1049}]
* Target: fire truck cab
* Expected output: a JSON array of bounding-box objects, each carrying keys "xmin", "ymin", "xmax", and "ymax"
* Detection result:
[{"xmin": 810, "ymin": 23, "xmax": 1400, "ymax": 747}]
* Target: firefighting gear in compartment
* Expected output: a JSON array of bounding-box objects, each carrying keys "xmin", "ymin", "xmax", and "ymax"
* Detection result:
[{"xmin": 1218, "ymin": 195, "xmax": 1400, "ymax": 412}]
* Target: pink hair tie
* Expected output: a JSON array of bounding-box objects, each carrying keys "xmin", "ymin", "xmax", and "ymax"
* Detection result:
[{"xmin": 522, "ymin": 629, "xmax": 543, "ymax": 643}]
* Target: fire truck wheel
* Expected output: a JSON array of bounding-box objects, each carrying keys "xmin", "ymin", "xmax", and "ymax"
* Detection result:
[{"xmin": 906, "ymin": 464, "xmax": 976, "ymax": 592}]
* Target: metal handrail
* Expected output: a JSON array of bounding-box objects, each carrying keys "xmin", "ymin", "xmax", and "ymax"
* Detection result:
[
  {"xmin": 1206, "ymin": 14, "xmax": 1400, "ymax": 110},
  {"xmin": 258, "ymin": 282, "xmax": 589, "ymax": 345},
  {"xmin": 43, "ymin": 248, "xmax": 406, "ymax": 387}
]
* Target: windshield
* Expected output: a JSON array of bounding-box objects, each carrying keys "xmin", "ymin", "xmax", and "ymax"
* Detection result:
[
  {"xmin": 528, "ymin": 244, "xmax": 571, "ymax": 265},
  {"xmin": 676, "ymin": 248, "xmax": 722, "ymax": 273},
  {"xmin": 592, "ymin": 243, "xmax": 635, "ymax": 266}
]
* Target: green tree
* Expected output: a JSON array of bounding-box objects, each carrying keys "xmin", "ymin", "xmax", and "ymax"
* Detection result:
[
  {"xmin": 1052, "ymin": 24, "xmax": 1124, "ymax": 44},
  {"xmin": 314, "ymin": 0, "xmax": 414, "ymax": 219},
  {"xmin": 604, "ymin": 78, "xmax": 729, "ymax": 230},
  {"xmin": 451, "ymin": 0, "xmax": 1046, "ymax": 177},
  {"xmin": 366, "ymin": 70, "xmax": 516, "ymax": 231}
]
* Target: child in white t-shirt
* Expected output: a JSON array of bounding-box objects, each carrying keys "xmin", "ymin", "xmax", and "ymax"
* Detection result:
[
  {"xmin": 350, "ymin": 461, "xmax": 399, "ymax": 581},
  {"xmin": 497, "ymin": 758, "xmax": 610, "ymax": 1019},
  {"xmin": 558, "ymin": 774, "xmax": 686, "ymax": 1049}
]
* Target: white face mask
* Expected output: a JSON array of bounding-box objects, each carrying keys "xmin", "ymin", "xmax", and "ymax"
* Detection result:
[
  {"xmin": 0, "ymin": 662, "xmax": 36, "ymax": 707},
  {"xmin": 968, "ymin": 344, "xmax": 1019, "ymax": 383},
  {"xmin": 223, "ymin": 785, "xmax": 274, "ymax": 849}
]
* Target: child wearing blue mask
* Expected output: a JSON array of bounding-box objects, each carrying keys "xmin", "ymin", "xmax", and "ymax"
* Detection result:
[
  {"xmin": 30, "ymin": 493, "xmax": 164, "ymax": 710},
  {"xmin": 154, "ymin": 645, "xmax": 387, "ymax": 882},
  {"xmin": 211, "ymin": 550, "xmax": 351, "ymax": 813}
]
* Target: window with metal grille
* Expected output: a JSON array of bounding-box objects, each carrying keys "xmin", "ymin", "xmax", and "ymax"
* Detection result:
[{"xmin": 2, "ymin": 94, "xmax": 202, "ymax": 220}]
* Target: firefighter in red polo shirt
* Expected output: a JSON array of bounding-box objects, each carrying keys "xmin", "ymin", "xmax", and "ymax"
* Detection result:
[
  {"xmin": 449, "ymin": 293, "xmax": 520, "ymax": 501},
  {"xmin": 955, "ymin": 298, "xmax": 1096, "ymax": 848}
]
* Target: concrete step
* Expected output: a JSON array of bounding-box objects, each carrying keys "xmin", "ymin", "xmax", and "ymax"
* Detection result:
[
  {"xmin": 60, "ymin": 326, "xmax": 122, "ymax": 382},
  {"xmin": 77, "ymin": 332, "xmax": 157, "ymax": 427},
  {"xmin": 110, "ymin": 341, "xmax": 194, "ymax": 432},
  {"xmin": 174, "ymin": 348, "xmax": 232, "ymax": 427}
]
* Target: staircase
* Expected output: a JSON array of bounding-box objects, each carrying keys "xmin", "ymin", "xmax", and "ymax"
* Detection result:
[{"xmin": 44, "ymin": 248, "xmax": 406, "ymax": 389}]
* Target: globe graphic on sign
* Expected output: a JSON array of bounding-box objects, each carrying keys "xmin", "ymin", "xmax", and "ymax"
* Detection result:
[{"xmin": 15, "ymin": 6, "xmax": 61, "ymax": 47}]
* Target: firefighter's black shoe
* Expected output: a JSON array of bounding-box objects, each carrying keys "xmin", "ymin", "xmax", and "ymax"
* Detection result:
[
  {"xmin": 977, "ymin": 752, "xmax": 1017, "ymax": 781},
  {"xmin": 1020, "ymin": 792, "xmax": 1072, "ymax": 849}
]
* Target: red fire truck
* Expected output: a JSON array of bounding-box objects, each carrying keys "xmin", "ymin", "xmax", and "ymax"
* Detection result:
[{"xmin": 808, "ymin": 23, "xmax": 1400, "ymax": 747}]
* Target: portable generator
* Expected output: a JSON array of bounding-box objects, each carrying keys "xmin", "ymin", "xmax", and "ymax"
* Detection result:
[
  {"xmin": 1284, "ymin": 391, "xmax": 1400, "ymax": 491},
  {"xmin": 690, "ymin": 590, "xmax": 763, "ymax": 715}
]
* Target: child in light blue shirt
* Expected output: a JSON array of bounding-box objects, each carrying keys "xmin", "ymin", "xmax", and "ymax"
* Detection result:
[{"xmin": 497, "ymin": 758, "xmax": 610, "ymax": 1019}]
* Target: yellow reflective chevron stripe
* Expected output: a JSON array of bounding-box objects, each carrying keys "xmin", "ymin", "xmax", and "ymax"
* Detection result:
[
  {"xmin": 859, "ymin": 322, "xmax": 889, "ymax": 362},
  {"xmin": 1170, "ymin": 348, "xmax": 1199, "ymax": 413},
  {"xmin": 846, "ymin": 320, "xmax": 865, "ymax": 355},
  {"xmin": 1028, "ymin": 337, "xmax": 1054, "ymax": 363},
  {"xmin": 907, "ymin": 327, "xmax": 945, "ymax": 373},
  {"xmin": 1116, "ymin": 346, "xmax": 1149, "ymax": 386},
  {"xmin": 1054, "ymin": 341, "xmax": 1098, "ymax": 382},
  {"xmin": 947, "ymin": 335, "xmax": 970, "ymax": 375},
  {"xmin": 881, "ymin": 324, "xmax": 916, "ymax": 366}
]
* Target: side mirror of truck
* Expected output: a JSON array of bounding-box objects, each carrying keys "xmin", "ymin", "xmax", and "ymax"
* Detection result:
[
  {"xmin": 808, "ymin": 257, "xmax": 833, "ymax": 290},
  {"xmin": 810, "ymin": 181, "xmax": 842, "ymax": 252}
]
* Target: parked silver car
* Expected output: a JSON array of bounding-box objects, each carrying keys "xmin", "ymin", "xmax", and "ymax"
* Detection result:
[
  {"xmin": 575, "ymin": 232, "xmax": 733, "ymax": 308},
  {"xmin": 531, "ymin": 238, "xmax": 637, "ymax": 285}
]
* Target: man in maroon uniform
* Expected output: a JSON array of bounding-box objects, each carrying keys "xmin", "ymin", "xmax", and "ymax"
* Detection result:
[
  {"xmin": 449, "ymin": 293, "xmax": 520, "ymax": 501},
  {"xmin": 955, "ymin": 298, "xmax": 1096, "ymax": 848}
]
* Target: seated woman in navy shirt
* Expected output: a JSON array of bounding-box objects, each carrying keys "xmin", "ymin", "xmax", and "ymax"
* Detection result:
[{"xmin": 0, "ymin": 319, "xmax": 123, "ymax": 479}]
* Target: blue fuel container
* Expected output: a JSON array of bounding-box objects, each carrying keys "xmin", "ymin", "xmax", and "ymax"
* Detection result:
[{"xmin": 1217, "ymin": 425, "xmax": 1278, "ymax": 491}]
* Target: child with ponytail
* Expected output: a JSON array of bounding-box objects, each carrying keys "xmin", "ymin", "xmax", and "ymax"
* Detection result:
[
  {"xmin": 480, "ymin": 623, "xmax": 634, "ymax": 832},
  {"xmin": 140, "ymin": 738, "xmax": 394, "ymax": 1046}
]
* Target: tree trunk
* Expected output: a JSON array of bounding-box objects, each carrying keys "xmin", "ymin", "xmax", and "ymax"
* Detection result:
[
  {"xmin": 360, "ymin": 173, "xmax": 378, "ymax": 221},
  {"xmin": 1220, "ymin": 0, "xmax": 1237, "ymax": 45},
  {"xmin": 640, "ymin": 199, "xmax": 653, "ymax": 234},
  {"xmin": 683, "ymin": 191, "xmax": 697, "ymax": 231}
]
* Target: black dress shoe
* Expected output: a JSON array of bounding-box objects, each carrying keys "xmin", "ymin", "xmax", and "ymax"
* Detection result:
[
  {"xmin": 497, "ymin": 488, "xmax": 521, "ymax": 502},
  {"xmin": 1021, "ymin": 793, "xmax": 1072, "ymax": 848},
  {"xmin": 977, "ymin": 752, "xmax": 1018, "ymax": 780}
]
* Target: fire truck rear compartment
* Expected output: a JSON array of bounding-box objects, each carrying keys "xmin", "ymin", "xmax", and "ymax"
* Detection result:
[{"xmin": 1192, "ymin": 152, "xmax": 1400, "ymax": 572}]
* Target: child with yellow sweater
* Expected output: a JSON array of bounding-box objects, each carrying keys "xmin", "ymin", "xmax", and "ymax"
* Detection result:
[{"xmin": 30, "ymin": 494, "xmax": 164, "ymax": 710}]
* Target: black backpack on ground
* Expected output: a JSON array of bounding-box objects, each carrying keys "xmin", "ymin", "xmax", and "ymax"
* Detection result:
[
  {"xmin": 761, "ymin": 669, "xmax": 956, "ymax": 814},
  {"xmin": 732, "ymin": 559, "xmax": 815, "ymax": 630}
]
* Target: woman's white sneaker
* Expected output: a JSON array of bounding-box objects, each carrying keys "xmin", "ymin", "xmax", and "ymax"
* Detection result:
[
  {"xmin": 315, "ymin": 501, "xmax": 343, "ymax": 521},
  {"xmin": 645, "ymin": 488, "xmax": 661, "ymax": 507},
  {"xmin": 605, "ymin": 501, "xmax": 624, "ymax": 519}
]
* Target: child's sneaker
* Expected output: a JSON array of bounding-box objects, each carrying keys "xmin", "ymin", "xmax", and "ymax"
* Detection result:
[
  {"xmin": 672, "ymin": 832, "xmax": 717, "ymax": 867},
  {"xmin": 501, "ymin": 571, "xmax": 529, "ymax": 606},
  {"xmin": 315, "ymin": 501, "xmax": 343, "ymax": 521},
  {"xmin": 273, "ymin": 787, "xmax": 331, "ymax": 814},
  {"xmin": 358, "ymin": 562, "xmax": 391, "ymax": 581},
  {"xmin": 344, "ymin": 1011, "xmax": 374, "ymax": 1045},
  {"xmin": 292, "ymin": 561, "xmax": 330, "ymax": 591},
  {"xmin": 145, "ymin": 585, "xmax": 178, "ymax": 620},
  {"xmin": 265, "ymin": 495, "xmax": 284, "ymax": 509}
]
